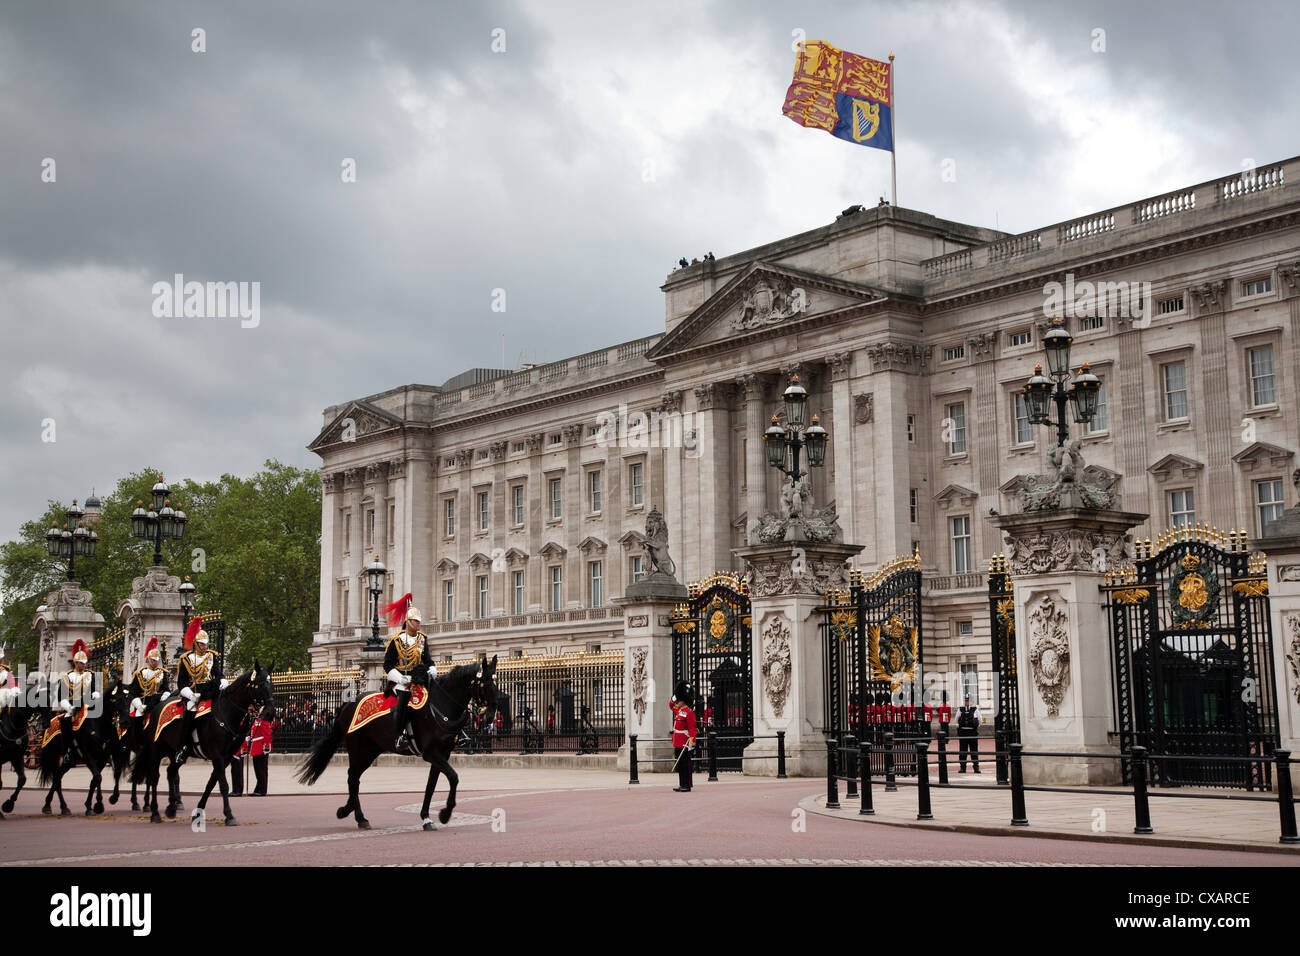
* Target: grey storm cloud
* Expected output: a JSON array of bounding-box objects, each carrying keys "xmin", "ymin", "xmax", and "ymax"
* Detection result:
[{"xmin": 0, "ymin": 0, "xmax": 1297, "ymax": 548}]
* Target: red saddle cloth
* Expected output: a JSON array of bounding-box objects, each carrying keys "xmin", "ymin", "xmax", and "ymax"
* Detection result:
[
  {"xmin": 153, "ymin": 698, "xmax": 213, "ymax": 741},
  {"xmin": 347, "ymin": 685, "xmax": 426, "ymax": 735}
]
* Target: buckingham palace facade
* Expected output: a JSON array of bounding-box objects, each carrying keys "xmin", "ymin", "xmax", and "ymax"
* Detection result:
[{"xmin": 309, "ymin": 156, "xmax": 1300, "ymax": 695}]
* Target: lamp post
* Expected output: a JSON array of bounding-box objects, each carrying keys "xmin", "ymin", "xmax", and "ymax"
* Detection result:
[
  {"xmin": 762, "ymin": 373, "xmax": 830, "ymax": 485},
  {"xmin": 365, "ymin": 554, "xmax": 388, "ymax": 650},
  {"xmin": 129, "ymin": 475, "xmax": 188, "ymax": 566},
  {"xmin": 45, "ymin": 498, "xmax": 99, "ymax": 582},
  {"xmin": 1021, "ymin": 318, "xmax": 1101, "ymax": 446}
]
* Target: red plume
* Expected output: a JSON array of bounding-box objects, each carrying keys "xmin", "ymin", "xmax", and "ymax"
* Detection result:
[
  {"xmin": 145, "ymin": 637, "xmax": 159, "ymax": 656},
  {"xmin": 184, "ymin": 615, "xmax": 203, "ymax": 650},
  {"xmin": 382, "ymin": 593, "xmax": 413, "ymax": 628},
  {"xmin": 71, "ymin": 639, "xmax": 88, "ymax": 657}
]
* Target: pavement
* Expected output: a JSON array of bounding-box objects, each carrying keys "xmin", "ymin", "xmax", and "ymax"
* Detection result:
[{"xmin": 1, "ymin": 763, "xmax": 1294, "ymax": 866}]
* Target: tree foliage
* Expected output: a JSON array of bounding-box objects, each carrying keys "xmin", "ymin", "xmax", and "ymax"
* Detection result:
[{"xmin": 0, "ymin": 460, "xmax": 321, "ymax": 672}]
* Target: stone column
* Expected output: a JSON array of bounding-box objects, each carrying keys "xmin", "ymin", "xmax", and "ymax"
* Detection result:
[
  {"xmin": 989, "ymin": 507, "xmax": 1146, "ymax": 784},
  {"xmin": 33, "ymin": 581, "xmax": 106, "ymax": 685},
  {"xmin": 693, "ymin": 382, "xmax": 734, "ymax": 574},
  {"xmin": 1253, "ymin": 512, "xmax": 1300, "ymax": 788},
  {"xmin": 615, "ymin": 574, "xmax": 690, "ymax": 771},
  {"xmin": 660, "ymin": 390, "xmax": 685, "ymax": 572},
  {"xmin": 826, "ymin": 352, "xmax": 858, "ymax": 546},
  {"xmin": 736, "ymin": 373, "xmax": 768, "ymax": 543},
  {"xmin": 114, "ymin": 566, "xmax": 186, "ymax": 678},
  {"xmin": 319, "ymin": 471, "xmax": 340, "ymax": 633},
  {"xmin": 346, "ymin": 468, "xmax": 364, "ymax": 624},
  {"xmin": 735, "ymin": 540, "xmax": 864, "ymax": 776}
]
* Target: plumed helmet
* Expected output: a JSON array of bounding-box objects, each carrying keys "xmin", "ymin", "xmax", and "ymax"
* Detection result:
[
  {"xmin": 382, "ymin": 593, "xmax": 418, "ymax": 628},
  {"xmin": 145, "ymin": 637, "xmax": 161, "ymax": 662},
  {"xmin": 72, "ymin": 639, "xmax": 89, "ymax": 664},
  {"xmin": 184, "ymin": 615, "xmax": 205, "ymax": 650},
  {"xmin": 405, "ymin": 606, "xmax": 422, "ymax": 623}
]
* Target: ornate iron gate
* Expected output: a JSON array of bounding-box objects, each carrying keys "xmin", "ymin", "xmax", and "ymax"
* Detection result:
[
  {"xmin": 670, "ymin": 573, "xmax": 753, "ymax": 771},
  {"xmin": 1103, "ymin": 527, "xmax": 1280, "ymax": 789},
  {"xmin": 988, "ymin": 553, "xmax": 1020, "ymax": 783},
  {"xmin": 822, "ymin": 551, "xmax": 924, "ymax": 775},
  {"xmin": 89, "ymin": 625, "xmax": 126, "ymax": 684}
]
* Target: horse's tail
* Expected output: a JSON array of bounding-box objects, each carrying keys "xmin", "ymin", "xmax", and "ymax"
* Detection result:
[
  {"xmin": 130, "ymin": 741, "xmax": 152, "ymax": 785},
  {"xmin": 36, "ymin": 737, "xmax": 61, "ymax": 788},
  {"xmin": 297, "ymin": 701, "xmax": 350, "ymax": 786}
]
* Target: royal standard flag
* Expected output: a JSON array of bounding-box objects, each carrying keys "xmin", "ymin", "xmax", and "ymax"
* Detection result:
[{"xmin": 782, "ymin": 41, "xmax": 893, "ymax": 152}]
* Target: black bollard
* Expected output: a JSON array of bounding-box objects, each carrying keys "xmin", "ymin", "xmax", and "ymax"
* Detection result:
[
  {"xmin": 995, "ymin": 728, "xmax": 1008, "ymax": 785},
  {"xmin": 845, "ymin": 735, "xmax": 858, "ymax": 799},
  {"xmin": 916, "ymin": 740, "xmax": 933, "ymax": 820},
  {"xmin": 1276, "ymin": 750, "xmax": 1299, "ymax": 844},
  {"xmin": 826, "ymin": 738, "xmax": 840, "ymax": 809},
  {"xmin": 629, "ymin": 734, "xmax": 639, "ymax": 785},
  {"xmin": 1131, "ymin": 745, "xmax": 1154, "ymax": 834},
  {"xmin": 777, "ymin": 730, "xmax": 787, "ymax": 779},
  {"xmin": 859, "ymin": 739, "xmax": 874, "ymax": 815},
  {"xmin": 884, "ymin": 731, "xmax": 897, "ymax": 792},
  {"xmin": 707, "ymin": 728, "xmax": 719, "ymax": 782},
  {"xmin": 1009, "ymin": 742, "xmax": 1028, "ymax": 826},
  {"xmin": 937, "ymin": 729, "xmax": 949, "ymax": 786}
]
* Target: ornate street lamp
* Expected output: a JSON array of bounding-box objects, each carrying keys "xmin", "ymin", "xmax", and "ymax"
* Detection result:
[
  {"xmin": 45, "ymin": 497, "xmax": 99, "ymax": 582},
  {"xmin": 763, "ymin": 374, "xmax": 830, "ymax": 482},
  {"xmin": 179, "ymin": 576, "xmax": 196, "ymax": 628},
  {"xmin": 1020, "ymin": 318, "xmax": 1100, "ymax": 446},
  {"xmin": 129, "ymin": 475, "xmax": 188, "ymax": 566},
  {"xmin": 365, "ymin": 554, "xmax": 388, "ymax": 649}
]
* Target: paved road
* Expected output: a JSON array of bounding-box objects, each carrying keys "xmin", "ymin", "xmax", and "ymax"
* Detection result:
[{"xmin": 0, "ymin": 778, "xmax": 1290, "ymax": 867}]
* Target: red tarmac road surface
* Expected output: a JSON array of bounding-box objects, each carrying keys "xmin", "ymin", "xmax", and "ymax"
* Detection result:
[{"xmin": 0, "ymin": 780, "xmax": 1291, "ymax": 867}]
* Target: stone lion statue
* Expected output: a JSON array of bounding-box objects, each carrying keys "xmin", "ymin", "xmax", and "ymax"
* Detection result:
[{"xmin": 642, "ymin": 507, "xmax": 676, "ymax": 579}]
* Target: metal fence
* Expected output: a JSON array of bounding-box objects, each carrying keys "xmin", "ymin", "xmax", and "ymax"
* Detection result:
[
  {"xmin": 268, "ymin": 668, "xmax": 361, "ymax": 753},
  {"xmin": 459, "ymin": 651, "xmax": 625, "ymax": 755}
]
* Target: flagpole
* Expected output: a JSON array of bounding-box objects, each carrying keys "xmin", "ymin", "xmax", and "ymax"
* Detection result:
[{"xmin": 889, "ymin": 52, "xmax": 897, "ymax": 206}]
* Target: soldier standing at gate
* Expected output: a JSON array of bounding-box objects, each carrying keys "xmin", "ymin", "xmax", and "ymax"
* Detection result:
[
  {"xmin": 669, "ymin": 681, "xmax": 697, "ymax": 792},
  {"xmin": 957, "ymin": 696, "xmax": 982, "ymax": 773}
]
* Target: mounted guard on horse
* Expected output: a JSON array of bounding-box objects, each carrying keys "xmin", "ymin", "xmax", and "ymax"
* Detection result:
[{"xmin": 381, "ymin": 593, "xmax": 434, "ymax": 754}]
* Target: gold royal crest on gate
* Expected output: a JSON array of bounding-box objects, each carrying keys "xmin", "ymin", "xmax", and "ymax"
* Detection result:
[
  {"xmin": 1168, "ymin": 552, "xmax": 1221, "ymax": 628},
  {"xmin": 869, "ymin": 614, "xmax": 918, "ymax": 691}
]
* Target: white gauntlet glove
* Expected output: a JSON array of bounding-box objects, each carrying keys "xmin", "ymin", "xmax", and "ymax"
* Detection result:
[
  {"xmin": 91, "ymin": 691, "xmax": 100, "ymax": 701},
  {"xmin": 130, "ymin": 697, "xmax": 144, "ymax": 716},
  {"xmin": 180, "ymin": 687, "xmax": 195, "ymax": 701},
  {"xmin": 386, "ymin": 668, "xmax": 409, "ymax": 686},
  {"xmin": 219, "ymin": 678, "xmax": 229, "ymax": 690},
  {"xmin": 161, "ymin": 691, "xmax": 171, "ymax": 701},
  {"xmin": 60, "ymin": 699, "xmax": 73, "ymax": 714}
]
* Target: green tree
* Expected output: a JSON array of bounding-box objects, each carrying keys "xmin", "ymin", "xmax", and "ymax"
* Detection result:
[{"xmin": 0, "ymin": 461, "xmax": 320, "ymax": 673}]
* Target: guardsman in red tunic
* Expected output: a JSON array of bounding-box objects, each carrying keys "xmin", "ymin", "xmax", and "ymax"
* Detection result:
[
  {"xmin": 247, "ymin": 715, "xmax": 273, "ymax": 795},
  {"xmin": 669, "ymin": 681, "xmax": 697, "ymax": 792}
]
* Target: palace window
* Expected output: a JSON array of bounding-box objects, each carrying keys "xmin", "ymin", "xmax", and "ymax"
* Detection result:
[
  {"xmin": 942, "ymin": 344, "xmax": 965, "ymax": 362},
  {"xmin": 950, "ymin": 515, "xmax": 973, "ymax": 574},
  {"xmin": 1168, "ymin": 489, "xmax": 1195, "ymax": 529},
  {"xmin": 1256, "ymin": 479, "xmax": 1285, "ymax": 535},
  {"xmin": 629, "ymin": 462, "xmax": 644, "ymax": 507},
  {"xmin": 512, "ymin": 484, "xmax": 525, "ymax": 526},
  {"xmin": 957, "ymin": 620, "xmax": 974, "ymax": 638},
  {"xmin": 443, "ymin": 580, "xmax": 455, "ymax": 621},
  {"xmin": 338, "ymin": 581, "xmax": 349, "ymax": 624},
  {"xmin": 513, "ymin": 441, "xmax": 525, "ymax": 454},
  {"xmin": 1243, "ymin": 276, "xmax": 1272, "ymax": 297},
  {"xmin": 589, "ymin": 561, "xmax": 603, "ymax": 608},
  {"xmin": 907, "ymin": 414, "xmax": 916, "ymax": 444},
  {"xmin": 477, "ymin": 491, "xmax": 489, "ymax": 531},
  {"xmin": 1012, "ymin": 393, "xmax": 1033, "ymax": 445},
  {"xmin": 512, "ymin": 570, "xmax": 525, "ymax": 615},
  {"xmin": 478, "ymin": 449, "xmax": 489, "ymax": 460},
  {"xmin": 342, "ymin": 510, "xmax": 352, "ymax": 554},
  {"xmin": 960, "ymin": 663, "xmax": 979, "ymax": 704},
  {"xmin": 1078, "ymin": 315, "xmax": 1105, "ymax": 331},
  {"xmin": 444, "ymin": 497, "xmax": 456, "ymax": 537},
  {"xmin": 1162, "ymin": 361, "xmax": 1189, "ymax": 421},
  {"xmin": 909, "ymin": 488, "xmax": 918, "ymax": 524},
  {"xmin": 1009, "ymin": 329, "xmax": 1031, "ymax": 347},
  {"xmin": 1158, "ymin": 295, "xmax": 1184, "ymax": 315},
  {"xmin": 1248, "ymin": 345, "xmax": 1276, "ymax": 407},
  {"xmin": 550, "ymin": 566, "xmax": 563, "ymax": 611},
  {"xmin": 445, "ymin": 457, "xmax": 456, "ymax": 468},
  {"xmin": 476, "ymin": 575, "xmax": 488, "ymax": 619},
  {"xmin": 630, "ymin": 554, "xmax": 644, "ymax": 583},
  {"xmin": 1082, "ymin": 378, "xmax": 1108, "ymax": 433},
  {"xmin": 387, "ymin": 502, "xmax": 395, "ymax": 548},
  {"xmin": 549, "ymin": 433, "xmax": 562, "ymax": 445},
  {"xmin": 364, "ymin": 508, "xmax": 375, "ymax": 550},
  {"xmin": 944, "ymin": 402, "xmax": 967, "ymax": 455},
  {"xmin": 589, "ymin": 470, "xmax": 602, "ymax": 513},
  {"xmin": 549, "ymin": 477, "xmax": 563, "ymax": 519}
]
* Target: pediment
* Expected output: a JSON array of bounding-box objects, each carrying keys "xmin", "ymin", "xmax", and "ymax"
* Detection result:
[
  {"xmin": 647, "ymin": 261, "xmax": 889, "ymax": 359},
  {"xmin": 934, "ymin": 484, "xmax": 979, "ymax": 507},
  {"xmin": 468, "ymin": 552, "xmax": 493, "ymax": 570},
  {"xmin": 1148, "ymin": 454, "xmax": 1204, "ymax": 481},
  {"xmin": 538, "ymin": 541, "xmax": 567, "ymax": 559},
  {"xmin": 435, "ymin": 557, "xmax": 459, "ymax": 574},
  {"xmin": 1000, "ymin": 475, "xmax": 1031, "ymax": 494},
  {"xmin": 1232, "ymin": 441, "xmax": 1294, "ymax": 470},
  {"xmin": 1080, "ymin": 464, "xmax": 1121, "ymax": 491},
  {"xmin": 309, "ymin": 401, "xmax": 404, "ymax": 452},
  {"xmin": 578, "ymin": 536, "xmax": 608, "ymax": 553},
  {"xmin": 504, "ymin": 547, "xmax": 529, "ymax": 565},
  {"xmin": 618, "ymin": 530, "xmax": 645, "ymax": 550}
]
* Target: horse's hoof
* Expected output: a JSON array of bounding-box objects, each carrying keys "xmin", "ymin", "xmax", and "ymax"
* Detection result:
[
  {"xmin": 164, "ymin": 807, "xmax": 176, "ymax": 820},
  {"xmin": 93, "ymin": 803, "xmax": 104, "ymax": 815},
  {"xmin": 1, "ymin": 800, "xmax": 13, "ymax": 814},
  {"xmin": 41, "ymin": 805, "xmax": 51, "ymax": 815},
  {"xmin": 130, "ymin": 802, "xmax": 139, "ymax": 812},
  {"xmin": 60, "ymin": 807, "xmax": 71, "ymax": 816},
  {"xmin": 108, "ymin": 794, "xmax": 119, "ymax": 805},
  {"xmin": 438, "ymin": 806, "xmax": 453, "ymax": 825},
  {"xmin": 224, "ymin": 817, "xmax": 238, "ymax": 827},
  {"xmin": 422, "ymin": 820, "xmax": 437, "ymax": 831},
  {"xmin": 336, "ymin": 805, "xmax": 350, "ymax": 820},
  {"xmin": 357, "ymin": 820, "xmax": 370, "ymax": 830},
  {"xmin": 84, "ymin": 808, "xmax": 94, "ymax": 817},
  {"xmin": 150, "ymin": 813, "xmax": 162, "ymax": 824}
]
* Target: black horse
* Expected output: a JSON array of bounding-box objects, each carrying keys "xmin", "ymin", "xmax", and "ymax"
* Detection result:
[
  {"xmin": 0, "ymin": 695, "xmax": 38, "ymax": 818},
  {"xmin": 37, "ymin": 676, "xmax": 122, "ymax": 816},
  {"xmin": 132, "ymin": 664, "xmax": 275, "ymax": 826},
  {"xmin": 298, "ymin": 656, "xmax": 497, "ymax": 830},
  {"xmin": 104, "ymin": 677, "xmax": 152, "ymax": 811}
]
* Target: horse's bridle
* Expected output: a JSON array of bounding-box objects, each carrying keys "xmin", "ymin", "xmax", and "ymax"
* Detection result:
[{"xmin": 467, "ymin": 669, "xmax": 493, "ymax": 719}]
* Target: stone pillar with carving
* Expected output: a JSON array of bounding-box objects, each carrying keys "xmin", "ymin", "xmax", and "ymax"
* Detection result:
[
  {"xmin": 736, "ymin": 373, "xmax": 768, "ymax": 545},
  {"xmin": 693, "ymin": 381, "xmax": 733, "ymax": 573},
  {"xmin": 115, "ymin": 566, "xmax": 186, "ymax": 678},
  {"xmin": 32, "ymin": 581, "xmax": 106, "ymax": 682},
  {"xmin": 1254, "ymin": 500, "xmax": 1300, "ymax": 788},
  {"xmin": 735, "ymin": 540, "xmax": 863, "ymax": 775},
  {"xmin": 989, "ymin": 507, "xmax": 1146, "ymax": 784}
]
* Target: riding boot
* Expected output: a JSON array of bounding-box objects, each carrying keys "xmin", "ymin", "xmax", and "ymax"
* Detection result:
[{"xmin": 393, "ymin": 694, "xmax": 409, "ymax": 752}]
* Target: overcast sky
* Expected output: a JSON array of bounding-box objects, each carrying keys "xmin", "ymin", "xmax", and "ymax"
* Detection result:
[{"xmin": 1, "ymin": 0, "xmax": 1296, "ymax": 545}]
